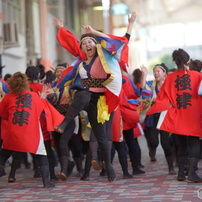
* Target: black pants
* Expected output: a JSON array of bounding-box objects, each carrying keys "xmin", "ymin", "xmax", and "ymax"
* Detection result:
[
  {"xmin": 85, "ymin": 92, "xmax": 113, "ymax": 154},
  {"xmin": 69, "ymin": 134, "xmax": 83, "ymax": 158},
  {"xmin": 123, "ymin": 129, "xmax": 142, "ymax": 166},
  {"xmin": 145, "ymin": 113, "xmax": 173, "ymax": 157},
  {"xmin": 111, "ymin": 141, "xmax": 128, "ymax": 162},
  {"xmin": 0, "ymin": 149, "xmax": 48, "ymax": 172},
  {"xmin": 53, "ymin": 120, "xmax": 75, "ymax": 158},
  {"xmin": 177, "ymin": 135, "xmax": 200, "ymax": 158},
  {"xmin": 55, "ymin": 90, "xmax": 113, "ymax": 174}
]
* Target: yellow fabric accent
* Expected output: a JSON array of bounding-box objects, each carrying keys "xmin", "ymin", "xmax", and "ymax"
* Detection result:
[
  {"xmin": 138, "ymin": 80, "xmax": 157, "ymax": 114},
  {"xmin": 64, "ymin": 80, "xmax": 73, "ymax": 87},
  {"xmin": 80, "ymin": 111, "xmax": 91, "ymax": 141},
  {"xmin": 101, "ymin": 40, "xmax": 105, "ymax": 47},
  {"xmin": 0, "ymin": 82, "xmax": 5, "ymax": 101},
  {"xmin": 97, "ymin": 95, "xmax": 110, "ymax": 124}
]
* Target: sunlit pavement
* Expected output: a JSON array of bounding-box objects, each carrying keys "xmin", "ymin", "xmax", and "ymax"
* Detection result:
[{"xmin": 0, "ymin": 135, "xmax": 202, "ymax": 202}]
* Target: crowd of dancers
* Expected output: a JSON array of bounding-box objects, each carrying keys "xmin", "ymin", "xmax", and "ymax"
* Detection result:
[{"xmin": 0, "ymin": 12, "xmax": 201, "ymax": 188}]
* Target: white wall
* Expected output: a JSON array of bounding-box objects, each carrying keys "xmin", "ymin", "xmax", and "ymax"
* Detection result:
[{"xmin": 2, "ymin": 34, "xmax": 27, "ymax": 77}]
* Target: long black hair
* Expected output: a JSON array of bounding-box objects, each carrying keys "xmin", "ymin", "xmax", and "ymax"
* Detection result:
[{"xmin": 172, "ymin": 49, "xmax": 190, "ymax": 69}]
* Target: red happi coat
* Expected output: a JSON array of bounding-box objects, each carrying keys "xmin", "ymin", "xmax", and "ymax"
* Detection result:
[
  {"xmin": 112, "ymin": 75, "xmax": 140, "ymax": 142},
  {"xmin": 147, "ymin": 69, "xmax": 202, "ymax": 137},
  {"xmin": 0, "ymin": 91, "xmax": 64, "ymax": 154},
  {"xmin": 29, "ymin": 82, "xmax": 51, "ymax": 141},
  {"xmin": 120, "ymin": 76, "xmax": 140, "ymax": 130}
]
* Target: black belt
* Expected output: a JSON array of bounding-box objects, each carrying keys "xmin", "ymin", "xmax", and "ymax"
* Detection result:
[{"xmin": 81, "ymin": 78, "xmax": 106, "ymax": 88}]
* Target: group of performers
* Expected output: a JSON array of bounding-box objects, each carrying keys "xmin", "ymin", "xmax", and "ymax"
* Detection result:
[{"xmin": 0, "ymin": 11, "xmax": 201, "ymax": 189}]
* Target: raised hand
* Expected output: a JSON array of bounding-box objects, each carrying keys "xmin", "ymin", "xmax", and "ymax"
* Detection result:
[
  {"xmin": 128, "ymin": 11, "xmax": 137, "ymax": 24},
  {"xmin": 140, "ymin": 65, "xmax": 148, "ymax": 76},
  {"xmin": 53, "ymin": 17, "xmax": 63, "ymax": 29},
  {"xmin": 81, "ymin": 25, "xmax": 95, "ymax": 34},
  {"xmin": 39, "ymin": 85, "xmax": 49, "ymax": 99}
]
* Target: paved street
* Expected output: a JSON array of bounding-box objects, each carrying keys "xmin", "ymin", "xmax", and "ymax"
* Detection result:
[{"xmin": 0, "ymin": 135, "xmax": 202, "ymax": 202}]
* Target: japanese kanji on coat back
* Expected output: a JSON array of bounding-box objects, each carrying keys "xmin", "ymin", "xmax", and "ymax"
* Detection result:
[
  {"xmin": 0, "ymin": 90, "xmax": 64, "ymax": 154},
  {"xmin": 147, "ymin": 69, "xmax": 202, "ymax": 137}
]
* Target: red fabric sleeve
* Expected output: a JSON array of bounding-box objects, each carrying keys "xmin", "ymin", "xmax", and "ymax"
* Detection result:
[
  {"xmin": 122, "ymin": 75, "xmax": 139, "ymax": 100},
  {"xmin": 146, "ymin": 78, "xmax": 172, "ymax": 116},
  {"xmin": 57, "ymin": 27, "xmax": 86, "ymax": 59},
  {"xmin": 41, "ymin": 99, "xmax": 64, "ymax": 131}
]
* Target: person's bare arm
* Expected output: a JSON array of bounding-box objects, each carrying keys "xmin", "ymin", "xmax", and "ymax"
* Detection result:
[
  {"xmin": 53, "ymin": 17, "xmax": 63, "ymax": 29},
  {"xmin": 126, "ymin": 12, "xmax": 137, "ymax": 35},
  {"xmin": 140, "ymin": 65, "xmax": 148, "ymax": 89},
  {"xmin": 81, "ymin": 25, "xmax": 110, "ymax": 38}
]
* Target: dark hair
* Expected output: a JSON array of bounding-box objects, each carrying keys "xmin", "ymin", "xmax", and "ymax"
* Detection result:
[
  {"xmin": 172, "ymin": 49, "xmax": 190, "ymax": 69},
  {"xmin": 44, "ymin": 70, "xmax": 56, "ymax": 84},
  {"xmin": 8, "ymin": 72, "xmax": 29, "ymax": 95},
  {"xmin": 57, "ymin": 63, "xmax": 67, "ymax": 68},
  {"xmin": 4, "ymin": 73, "xmax": 12, "ymax": 82},
  {"xmin": 25, "ymin": 66, "xmax": 40, "ymax": 82},
  {"xmin": 154, "ymin": 63, "xmax": 169, "ymax": 74},
  {"xmin": 132, "ymin": 69, "xmax": 143, "ymax": 85},
  {"xmin": 189, "ymin": 59, "xmax": 202, "ymax": 72},
  {"xmin": 36, "ymin": 64, "xmax": 45, "ymax": 80}
]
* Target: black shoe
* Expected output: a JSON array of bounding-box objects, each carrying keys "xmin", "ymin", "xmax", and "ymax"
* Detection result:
[
  {"xmin": 123, "ymin": 173, "xmax": 133, "ymax": 179},
  {"xmin": 100, "ymin": 169, "xmax": 107, "ymax": 176},
  {"xmin": 75, "ymin": 171, "xmax": 84, "ymax": 177},
  {"xmin": 43, "ymin": 182, "xmax": 55, "ymax": 188},
  {"xmin": 8, "ymin": 177, "xmax": 16, "ymax": 183},
  {"xmin": 138, "ymin": 164, "xmax": 144, "ymax": 169},
  {"xmin": 168, "ymin": 168, "xmax": 176, "ymax": 175},
  {"xmin": 50, "ymin": 176, "xmax": 59, "ymax": 182},
  {"xmin": 132, "ymin": 168, "xmax": 145, "ymax": 175},
  {"xmin": 106, "ymin": 166, "xmax": 116, "ymax": 182},
  {"xmin": 150, "ymin": 157, "xmax": 156, "ymax": 162},
  {"xmin": 177, "ymin": 175, "xmax": 186, "ymax": 181},
  {"xmin": 187, "ymin": 172, "xmax": 202, "ymax": 183},
  {"xmin": 80, "ymin": 175, "xmax": 90, "ymax": 181}
]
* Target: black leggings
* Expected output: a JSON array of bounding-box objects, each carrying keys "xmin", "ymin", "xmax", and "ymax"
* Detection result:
[
  {"xmin": 58, "ymin": 90, "xmax": 113, "ymax": 172},
  {"xmin": 0, "ymin": 149, "xmax": 48, "ymax": 168},
  {"xmin": 60, "ymin": 121, "xmax": 75, "ymax": 156},
  {"xmin": 177, "ymin": 135, "xmax": 200, "ymax": 158},
  {"xmin": 85, "ymin": 92, "xmax": 113, "ymax": 154},
  {"xmin": 145, "ymin": 113, "xmax": 173, "ymax": 157},
  {"xmin": 111, "ymin": 141, "xmax": 128, "ymax": 162},
  {"xmin": 123, "ymin": 129, "xmax": 141, "ymax": 166},
  {"xmin": 69, "ymin": 134, "xmax": 83, "ymax": 158}
]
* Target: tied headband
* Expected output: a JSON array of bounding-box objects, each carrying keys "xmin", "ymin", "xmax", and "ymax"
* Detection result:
[
  {"xmin": 159, "ymin": 66, "xmax": 167, "ymax": 73},
  {"xmin": 80, "ymin": 37, "xmax": 97, "ymax": 45},
  {"xmin": 154, "ymin": 63, "xmax": 168, "ymax": 74}
]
